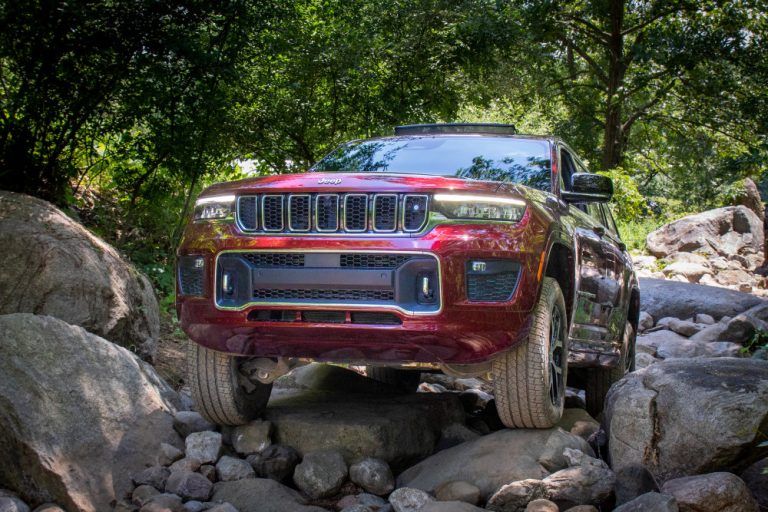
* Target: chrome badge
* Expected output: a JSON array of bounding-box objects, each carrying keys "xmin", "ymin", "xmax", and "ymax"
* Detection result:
[{"xmin": 317, "ymin": 178, "xmax": 342, "ymax": 185}]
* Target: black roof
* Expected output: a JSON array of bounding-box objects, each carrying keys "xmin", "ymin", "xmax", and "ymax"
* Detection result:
[{"xmin": 394, "ymin": 123, "xmax": 517, "ymax": 136}]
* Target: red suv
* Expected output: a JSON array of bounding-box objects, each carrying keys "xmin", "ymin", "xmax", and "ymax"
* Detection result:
[{"xmin": 177, "ymin": 124, "xmax": 639, "ymax": 428}]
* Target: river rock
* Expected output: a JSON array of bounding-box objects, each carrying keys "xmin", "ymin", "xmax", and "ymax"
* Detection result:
[
  {"xmin": 0, "ymin": 314, "xmax": 180, "ymax": 512},
  {"xmin": 389, "ymin": 488, "xmax": 434, "ymax": 512},
  {"xmin": 639, "ymin": 278, "xmax": 764, "ymax": 322},
  {"xmin": 216, "ymin": 456, "xmax": 255, "ymax": 482},
  {"xmin": 740, "ymin": 458, "xmax": 768, "ymax": 511},
  {"xmin": 0, "ymin": 191, "xmax": 159, "ymax": 359},
  {"xmin": 434, "ymin": 481, "xmax": 481, "ymax": 505},
  {"xmin": 231, "ymin": 420, "xmax": 272, "ymax": 455},
  {"xmin": 185, "ymin": 432, "xmax": 222, "ymax": 464},
  {"xmin": 173, "ymin": 412, "xmax": 216, "ymax": 438},
  {"xmin": 213, "ymin": 479, "xmax": 325, "ymax": 512},
  {"xmin": 349, "ymin": 458, "xmax": 395, "ymax": 496},
  {"xmin": 266, "ymin": 366, "xmax": 463, "ymax": 469},
  {"xmin": 661, "ymin": 472, "xmax": 758, "ymax": 512},
  {"xmin": 646, "ymin": 206, "xmax": 764, "ymax": 268},
  {"xmin": 165, "ymin": 471, "xmax": 212, "ymax": 501},
  {"xmin": 246, "ymin": 444, "xmax": 300, "ymax": 483},
  {"xmin": 542, "ymin": 449, "xmax": 615, "ymax": 508},
  {"xmin": 605, "ymin": 358, "xmax": 768, "ymax": 484},
  {"xmin": 0, "ymin": 497, "xmax": 30, "ymax": 512},
  {"xmin": 613, "ymin": 492, "xmax": 678, "ymax": 512},
  {"xmin": 293, "ymin": 449, "xmax": 348, "ymax": 499},
  {"xmin": 486, "ymin": 479, "xmax": 548, "ymax": 512},
  {"xmin": 397, "ymin": 428, "xmax": 587, "ymax": 499}
]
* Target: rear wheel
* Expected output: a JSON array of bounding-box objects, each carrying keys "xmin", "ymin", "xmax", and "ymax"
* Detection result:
[
  {"xmin": 585, "ymin": 321, "xmax": 635, "ymax": 418},
  {"xmin": 366, "ymin": 366, "xmax": 421, "ymax": 393},
  {"xmin": 492, "ymin": 277, "xmax": 568, "ymax": 429},
  {"xmin": 187, "ymin": 342, "xmax": 272, "ymax": 426}
]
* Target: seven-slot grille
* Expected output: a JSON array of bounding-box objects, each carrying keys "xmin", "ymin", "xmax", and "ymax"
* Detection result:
[{"xmin": 236, "ymin": 193, "xmax": 429, "ymax": 234}]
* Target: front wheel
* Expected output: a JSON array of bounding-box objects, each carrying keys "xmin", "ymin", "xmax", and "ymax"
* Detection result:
[
  {"xmin": 585, "ymin": 321, "xmax": 635, "ymax": 418},
  {"xmin": 187, "ymin": 342, "xmax": 272, "ymax": 426},
  {"xmin": 492, "ymin": 277, "xmax": 568, "ymax": 429}
]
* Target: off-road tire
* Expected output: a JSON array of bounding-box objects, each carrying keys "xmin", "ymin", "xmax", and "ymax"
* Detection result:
[
  {"xmin": 187, "ymin": 342, "xmax": 272, "ymax": 426},
  {"xmin": 492, "ymin": 277, "xmax": 568, "ymax": 428},
  {"xmin": 366, "ymin": 366, "xmax": 421, "ymax": 393},
  {"xmin": 585, "ymin": 321, "xmax": 635, "ymax": 418}
]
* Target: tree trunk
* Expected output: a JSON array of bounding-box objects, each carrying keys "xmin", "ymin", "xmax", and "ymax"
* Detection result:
[{"xmin": 601, "ymin": 0, "xmax": 626, "ymax": 170}]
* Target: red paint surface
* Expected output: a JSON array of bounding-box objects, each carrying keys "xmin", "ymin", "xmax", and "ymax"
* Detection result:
[{"xmin": 178, "ymin": 173, "xmax": 554, "ymax": 364}]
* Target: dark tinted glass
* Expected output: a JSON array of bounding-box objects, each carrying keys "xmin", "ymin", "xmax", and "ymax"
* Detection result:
[{"xmin": 312, "ymin": 136, "xmax": 552, "ymax": 190}]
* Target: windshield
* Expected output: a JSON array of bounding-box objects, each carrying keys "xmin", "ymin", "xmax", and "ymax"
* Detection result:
[{"xmin": 311, "ymin": 135, "xmax": 552, "ymax": 190}]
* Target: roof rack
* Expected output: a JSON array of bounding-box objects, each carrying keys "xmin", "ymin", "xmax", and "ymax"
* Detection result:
[{"xmin": 394, "ymin": 123, "xmax": 517, "ymax": 136}]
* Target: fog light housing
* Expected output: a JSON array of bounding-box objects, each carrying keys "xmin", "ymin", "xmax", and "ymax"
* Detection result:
[
  {"xmin": 416, "ymin": 271, "xmax": 436, "ymax": 303},
  {"xmin": 222, "ymin": 271, "xmax": 234, "ymax": 295},
  {"xmin": 178, "ymin": 255, "xmax": 205, "ymax": 296},
  {"xmin": 466, "ymin": 259, "xmax": 521, "ymax": 302}
]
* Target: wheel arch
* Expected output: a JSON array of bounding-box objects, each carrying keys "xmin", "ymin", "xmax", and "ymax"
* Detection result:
[{"xmin": 543, "ymin": 240, "xmax": 575, "ymax": 327}]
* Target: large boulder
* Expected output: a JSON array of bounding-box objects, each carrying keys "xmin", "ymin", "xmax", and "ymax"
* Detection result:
[
  {"xmin": 211, "ymin": 479, "xmax": 326, "ymax": 512},
  {"xmin": 0, "ymin": 191, "xmax": 159, "ymax": 359},
  {"xmin": 639, "ymin": 278, "xmax": 764, "ymax": 321},
  {"xmin": 604, "ymin": 358, "xmax": 768, "ymax": 485},
  {"xmin": 0, "ymin": 314, "xmax": 181, "ymax": 512},
  {"xmin": 646, "ymin": 206, "xmax": 764, "ymax": 269},
  {"xmin": 266, "ymin": 365, "xmax": 464, "ymax": 469},
  {"xmin": 660, "ymin": 472, "xmax": 759, "ymax": 512},
  {"xmin": 396, "ymin": 427, "xmax": 592, "ymax": 500}
]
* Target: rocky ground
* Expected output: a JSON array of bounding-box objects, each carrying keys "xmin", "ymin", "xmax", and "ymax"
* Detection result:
[{"xmin": 1, "ymin": 191, "xmax": 767, "ymax": 512}]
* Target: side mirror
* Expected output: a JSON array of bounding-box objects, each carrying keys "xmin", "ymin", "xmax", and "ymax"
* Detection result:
[{"xmin": 561, "ymin": 172, "xmax": 613, "ymax": 203}]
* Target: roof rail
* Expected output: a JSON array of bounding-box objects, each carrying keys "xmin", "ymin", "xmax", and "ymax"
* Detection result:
[{"xmin": 394, "ymin": 123, "xmax": 517, "ymax": 136}]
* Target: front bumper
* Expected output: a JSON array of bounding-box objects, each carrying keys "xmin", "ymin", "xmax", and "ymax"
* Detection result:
[{"xmin": 177, "ymin": 219, "xmax": 548, "ymax": 365}]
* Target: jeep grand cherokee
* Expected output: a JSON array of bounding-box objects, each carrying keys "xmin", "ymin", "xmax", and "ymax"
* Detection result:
[{"xmin": 177, "ymin": 123, "xmax": 639, "ymax": 428}]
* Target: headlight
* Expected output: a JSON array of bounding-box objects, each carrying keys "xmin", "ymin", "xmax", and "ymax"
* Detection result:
[
  {"xmin": 193, "ymin": 194, "xmax": 235, "ymax": 220},
  {"xmin": 433, "ymin": 193, "xmax": 526, "ymax": 222}
]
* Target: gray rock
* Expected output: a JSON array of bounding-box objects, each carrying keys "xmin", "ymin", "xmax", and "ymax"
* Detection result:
[
  {"xmin": 132, "ymin": 485, "xmax": 162, "ymax": 507},
  {"xmin": 656, "ymin": 338, "xmax": 708, "ymax": 359},
  {"xmin": 740, "ymin": 457, "xmax": 768, "ymax": 511},
  {"xmin": 689, "ymin": 322, "xmax": 728, "ymax": 343},
  {"xmin": 718, "ymin": 303, "xmax": 768, "ymax": 344},
  {"xmin": 637, "ymin": 330, "xmax": 690, "ymax": 357},
  {"xmin": 704, "ymin": 341, "xmax": 743, "ymax": 358},
  {"xmin": 134, "ymin": 466, "xmax": 171, "ymax": 490},
  {"xmin": 605, "ymin": 358, "xmax": 768, "ymax": 483},
  {"xmin": 525, "ymin": 500, "xmax": 559, "ymax": 512},
  {"xmin": 389, "ymin": 488, "xmax": 434, "ymax": 512},
  {"xmin": 246, "ymin": 444, "xmax": 300, "ymax": 483},
  {"xmin": 397, "ymin": 428, "xmax": 570, "ymax": 499},
  {"xmin": 211, "ymin": 479, "xmax": 326, "ymax": 512},
  {"xmin": 537, "ymin": 428, "xmax": 594, "ymax": 472},
  {"xmin": 614, "ymin": 465, "xmax": 659, "ymax": 505},
  {"xmin": 639, "ymin": 278, "xmax": 764, "ymax": 322},
  {"xmin": 695, "ymin": 313, "xmax": 715, "ymax": 325},
  {"xmin": 638, "ymin": 312, "xmax": 654, "ymax": 332},
  {"xmin": 113, "ymin": 501, "xmax": 137, "ymax": 512},
  {"xmin": 182, "ymin": 501, "xmax": 205, "ymax": 512},
  {"xmin": 336, "ymin": 493, "xmax": 389, "ymax": 510},
  {"xmin": 31, "ymin": 506, "xmax": 65, "ymax": 512},
  {"xmin": 293, "ymin": 449, "xmax": 348, "ymax": 499},
  {"xmin": 646, "ymin": 206, "xmax": 764, "ymax": 267},
  {"xmin": 661, "ymin": 472, "xmax": 758, "ymax": 512},
  {"xmin": 665, "ymin": 319, "xmax": 703, "ymax": 337},
  {"xmin": 158, "ymin": 443, "xmax": 184, "ymax": 466},
  {"xmin": 350, "ymin": 458, "xmax": 395, "ymax": 496},
  {"xmin": 266, "ymin": 370, "xmax": 463, "ymax": 469},
  {"xmin": 437, "ymin": 423, "xmax": 481, "ymax": 450},
  {"xmin": 231, "ymin": 420, "xmax": 272, "ymax": 455},
  {"xmin": 0, "ymin": 191, "xmax": 159, "ymax": 358},
  {"xmin": 434, "ymin": 481, "xmax": 480, "ymax": 505},
  {"xmin": 199, "ymin": 465, "xmax": 216, "ymax": 483},
  {"xmin": 614, "ymin": 492, "xmax": 678, "ymax": 512},
  {"xmin": 216, "ymin": 456, "xmax": 256, "ymax": 482},
  {"xmin": 185, "ymin": 432, "xmax": 222, "ymax": 464},
  {"xmin": 205, "ymin": 504, "xmax": 239, "ymax": 512},
  {"xmin": 0, "ymin": 314, "xmax": 181, "ymax": 512},
  {"xmin": 635, "ymin": 352, "xmax": 658, "ymax": 369},
  {"xmin": 165, "ymin": 471, "xmax": 213, "ymax": 501},
  {"xmin": 561, "ymin": 507, "xmax": 597, "ymax": 512},
  {"xmin": 486, "ymin": 479, "xmax": 548, "ymax": 512},
  {"xmin": 169, "ymin": 457, "xmax": 202, "ymax": 473},
  {"xmin": 542, "ymin": 449, "xmax": 615, "ymax": 507},
  {"xmin": 139, "ymin": 493, "xmax": 184, "ymax": 512},
  {"xmin": 173, "ymin": 412, "xmax": 216, "ymax": 438},
  {"xmin": 0, "ymin": 497, "xmax": 30, "ymax": 512},
  {"xmin": 421, "ymin": 502, "xmax": 485, "ymax": 512}
]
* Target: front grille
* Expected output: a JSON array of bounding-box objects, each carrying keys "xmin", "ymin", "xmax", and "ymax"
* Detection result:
[
  {"xmin": 237, "ymin": 193, "xmax": 429, "ymax": 234},
  {"xmin": 178, "ymin": 256, "xmax": 205, "ymax": 296},
  {"xmin": 253, "ymin": 289, "xmax": 395, "ymax": 301},
  {"xmin": 467, "ymin": 271, "xmax": 519, "ymax": 301},
  {"xmin": 351, "ymin": 312, "xmax": 402, "ymax": 325},
  {"xmin": 246, "ymin": 309, "xmax": 402, "ymax": 325},
  {"xmin": 241, "ymin": 253, "xmax": 305, "ymax": 267},
  {"xmin": 340, "ymin": 254, "xmax": 411, "ymax": 269}
]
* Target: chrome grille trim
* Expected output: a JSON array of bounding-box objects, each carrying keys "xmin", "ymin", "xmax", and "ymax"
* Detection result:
[
  {"xmin": 288, "ymin": 194, "xmax": 311, "ymax": 232},
  {"xmin": 236, "ymin": 193, "xmax": 430, "ymax": 235},
  {"xmin": 261, "ymin": 195, "xmax": 285, "ymax": 232},
  {"xmin": 343, "ymin": 194, "xmax": 368, "ymax": 233}
]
